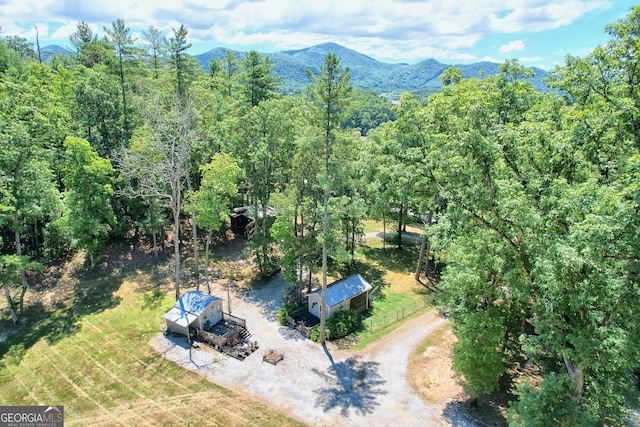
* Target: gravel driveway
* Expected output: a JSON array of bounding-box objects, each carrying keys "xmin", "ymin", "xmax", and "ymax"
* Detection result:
[{"xmin": 150, "ymin": 273, "xmax": 470, "ymax": 426}]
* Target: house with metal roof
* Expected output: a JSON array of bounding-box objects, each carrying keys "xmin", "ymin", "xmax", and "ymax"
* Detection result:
[
  {"xmin": 307, "ymin": 274, "xmax": 372, "ymax": 320},
  {"xmin": 164, "ymin": 290, "xmax": 223, "ymax": 338}
]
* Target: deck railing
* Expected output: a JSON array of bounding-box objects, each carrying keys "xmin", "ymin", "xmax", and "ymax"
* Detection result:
[
  {"xmin": 223, "ymin": 312, "xmax": 247, "ymax": 328},
  {"xmin": 285, "ymin": 307, "xmax": 314, "ymax": 338}
]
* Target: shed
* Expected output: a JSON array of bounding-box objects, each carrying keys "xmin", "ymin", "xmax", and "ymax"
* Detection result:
[
  {"xmin": 307, "ymin": 274, "xmax": 372, "ymax": 320},
  {"xmin": 230, "ymin": 205, "xmax": 276, "ymax": 238},
  {"xmin": 164, "ymin": 290, "xmax": 223, "ymax": 337}
]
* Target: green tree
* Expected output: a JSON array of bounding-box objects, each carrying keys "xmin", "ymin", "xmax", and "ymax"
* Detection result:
[
  {"xmin": 2, "ymin": 35, "xmax": 36, "ymax": 61},
  {"xmin": 0, "ymin": 255, "xmax": 43, "ymax": 324},
  {"xmin": 239, "ymin": 97, "xmax": 301, "ymax": 277},
  {"xmin": 343, "ymin": 88, "xmax": 395, "ymax": 135},
  {"xmin": 208, "ymin": 50, "xmax": 241, "ymax": 98},
  {"xmin": 72, "ymin": 66, "xmax": 123, "ymax": 158},
  {"xmin": 306, "ymin": 53, "xmax": 351, "ymax": 343},
  {"xmin": 167, "ymin": 24, "xmax": 192, "ymax": 97},
  {"xmin": 142, "ymin": 26, "xmax": 166, "ymax": 79},
  {"xmin": 240, "ymin": 50, "xmax": 280, "ymax": 107},
  {"xmin": 121, "ymin": 96, "xmax": 194, "ymax": 300},
  {"xmin": 187, "ymin": 152, "xmax": 242, "ymax": 291},
  {"xmin": 69, "ymin": 21, "xmax": 96, "ymax": 53},
  {"xmin": 271, "ymin": 129, "xmax": 324, "ymax": 296},
  {"xmin": 222, "ymin": 49, "xmax": 240, "ymax": 97},
  {"xmin": 363, "ymin": 93, "xmax": 433, "ymax": 252},
  {"xmin": 0, "ymin": 62, "xmax": 66, "ymax": 307},
  {"xmin": 61, "ymin": 136, "xmax": 116, "ymax": 267},
  {"xmin": 421, "ymin": 52, "xmax": 640, "ymax": 424},
  {"xmin": 105, "ymin": 18, "xmax": 135, "ymax": 141}
]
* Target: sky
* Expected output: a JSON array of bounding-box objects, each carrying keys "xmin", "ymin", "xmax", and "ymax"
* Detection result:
[{"xmin": 0, "ymin": 0, "xmax": 636, "ymax": 69}]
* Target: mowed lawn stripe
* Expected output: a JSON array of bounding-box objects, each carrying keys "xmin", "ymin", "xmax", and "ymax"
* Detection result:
[
  {"xmin": 0, "ymin": 272, "xmax": 306, "ymax": 427},
  {"xmin": 30, "ymin": 343, "xmax": 108, "ymax": 413},
  {"xmin": 74, "ymin": 389, "xmax": 258, "ymax": 426},
  {"xmin": 8, "ymin": 354, "xmax": 43, "ymax": 405}
]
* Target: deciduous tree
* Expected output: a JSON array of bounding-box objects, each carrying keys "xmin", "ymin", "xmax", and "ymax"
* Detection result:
[
  {"xmin": 61, "ymin": 136, "xmax": 116, "ymax": 268},
  {"xmin": 187, "ymin": 152, "xmax": 242, "ymax": 291}
]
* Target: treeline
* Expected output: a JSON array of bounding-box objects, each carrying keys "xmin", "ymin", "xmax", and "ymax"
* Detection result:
[
  {"xmin": 1, "ymin": 7, "xmax": 640, "ymax": 425},
  {"xmin": 0, "ymin": 21, "xmax": 393, "ymax": 304}
]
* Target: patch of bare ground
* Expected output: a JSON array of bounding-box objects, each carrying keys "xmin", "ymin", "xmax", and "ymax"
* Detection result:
[
  {"xmin": 407, "ymin": 321, "xmax": 515, "ymax": 427},
  {"xmin": 407, "ymin": 321, "xmax": 465, "ymax": 405}
]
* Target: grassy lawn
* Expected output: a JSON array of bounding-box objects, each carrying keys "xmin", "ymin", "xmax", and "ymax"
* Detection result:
[
  {"xmin": 362, "ymin": 219, "xmax": 424, "ymax": 236},
  {"xmin": 0, "ymin": 222, "xmax": 436, "ymax": 425},
  {"xmin": 0, "ymin": 270, "xmax": 304, "ymax": 427},
  {"xmin": 343, "ymin": 228, "xmax": 433, "ymax": 350}
]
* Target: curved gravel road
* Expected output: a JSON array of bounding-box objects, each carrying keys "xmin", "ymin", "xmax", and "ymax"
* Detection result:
[{"xmin": 150, "ymin": 273, "xmax": 471, "ymax": 426}]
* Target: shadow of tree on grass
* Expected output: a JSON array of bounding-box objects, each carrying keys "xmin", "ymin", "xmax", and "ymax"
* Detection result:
[
  {"xmin": 335, "ymin": 259, "xmax": 390, "ymax": 302},
  {"xmin": 0, "ymin": 274, "xmax": 123, "ymax": 367},
  {"xmin": 359, "ymin": 245, "xmax": 420, "ymax": 275}
]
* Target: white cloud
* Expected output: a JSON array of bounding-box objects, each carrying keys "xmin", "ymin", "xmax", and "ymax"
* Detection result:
[
  {"xmin": 518, "ymin": 55, "xmax": 545, "ymax": 62},
  {"xmin": 0, "ymin": 0, "xmax": 613, "ymax": 63},
  {"xmin": 481, "ymin": 55, "xmax": 501, "ymax": 63},
  {"xmin": 499, "ymin": 40, "xmax": 525, "ymax": 53}
]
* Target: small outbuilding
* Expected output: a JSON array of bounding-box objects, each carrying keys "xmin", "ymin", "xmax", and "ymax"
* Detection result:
[
  {"xmin": 164, "ymin": 290, "xmax": 223, "ymax": 338},
  {"xmin": 307, "ymin": 274, "xmax": 372, "ymax": 321},
  {"xmin": 230, "ymin": 205, "xmax": 276, "ymax": 238}
]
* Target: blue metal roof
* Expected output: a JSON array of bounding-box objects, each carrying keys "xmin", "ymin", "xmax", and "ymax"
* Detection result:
[
  {"xmin": 163, "ymin": 306, "xmax": 198, "ymax": 328},
  {"xmin": 309, "ymin": 274, "xmax": 372, "ymax": 308},
  {"xmin": 173, "ymin": 290, "xmax": 222, "ymax": 316}
]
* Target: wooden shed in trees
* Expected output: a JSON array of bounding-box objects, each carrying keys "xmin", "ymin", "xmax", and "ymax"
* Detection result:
[
  {"xmin": 230, "ymin": 205, "xmax": 276, "ymax": 239},
  {"xmin": 164, "ymin": 290, "xmax": 223, "ymax": 337},
  {"xmin": 307, "ymin": 274, "xmax": 372, "ymax": 321}
]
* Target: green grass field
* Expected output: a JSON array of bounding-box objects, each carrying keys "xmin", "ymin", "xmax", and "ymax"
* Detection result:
[
  {"xmin": 0, "ymin": 271, "xmax": 304, "ymax": 427},
  {"xmin": 0, "ymin": 222, "xmax": 434, "ymax": 426},
  {"xmin": 346, "ymin": 232, "xmax": 432, "ymax": 349}
]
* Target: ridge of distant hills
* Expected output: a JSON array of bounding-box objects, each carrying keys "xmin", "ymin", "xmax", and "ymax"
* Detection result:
[
  {"xmin": 195, "ymin": 42, "xmax": 551, "ymax": 95},
  {"xmin": 40, "ymin": 44, "xmax": 71, "ymax": 62},
  {"xmin": 40, "ymin": 42, "xmax": 550, "ymax": 95}
]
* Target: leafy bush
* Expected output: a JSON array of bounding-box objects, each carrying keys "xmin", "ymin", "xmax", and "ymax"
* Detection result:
[
  {"xmin": 277, "ymin": 303, "xmax": 300, "ymax": 326},
  {"xmin": 309, "ymin": 309, "xmax": 360, "ymax": 341},
  {"xmin": 309, "ymin": 325, "xmax": 320, "ymax": 342}
]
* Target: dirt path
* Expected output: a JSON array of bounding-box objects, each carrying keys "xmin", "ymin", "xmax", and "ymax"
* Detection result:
[{"xmin": 150, "ymin": 274, "xmax": 470, "ymax": 426}]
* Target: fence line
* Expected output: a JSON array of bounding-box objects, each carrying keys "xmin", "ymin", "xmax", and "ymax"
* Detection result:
[{"xmin": 360, "ymin": 299, "xmax": 429, "ymax": 333}]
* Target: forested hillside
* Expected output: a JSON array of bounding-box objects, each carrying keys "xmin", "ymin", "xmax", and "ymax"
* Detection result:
[
  {"xmin": 195, "ymin": 41, "xmax": 550, "ymax": 94},
  {"xmin": 1, "ymin": 8, "xmax": 640, "ymax": 426}
]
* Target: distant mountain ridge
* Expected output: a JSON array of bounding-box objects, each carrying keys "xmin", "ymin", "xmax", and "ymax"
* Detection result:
[
  {"xmin": 38, "ymin": 42, "xmax": 549, "ymax": 95},
  {"xmin": 40, "ymin": 44, "xmax": 71, "ymax": 62},
  {"xmin": 195, "ymin": 42, "xmax": 550, "ymax": 94}
]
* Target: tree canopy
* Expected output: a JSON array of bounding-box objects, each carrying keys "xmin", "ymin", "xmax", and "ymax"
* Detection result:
[{"xmin": 1, "ymin": 9, "xmax": 640, "ymax": 424}]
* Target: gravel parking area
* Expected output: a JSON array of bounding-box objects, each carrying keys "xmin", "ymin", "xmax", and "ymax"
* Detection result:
[{"xmin": 150, "ymin": 273, "xmax": 470, "ymax": 426}]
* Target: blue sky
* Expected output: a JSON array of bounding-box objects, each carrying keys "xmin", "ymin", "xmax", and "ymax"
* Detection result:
[{"xmin": 0, "ymin": 0, "xmax": 635, "ymax": 69}]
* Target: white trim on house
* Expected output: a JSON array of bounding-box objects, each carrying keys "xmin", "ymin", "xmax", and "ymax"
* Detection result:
[
  {"xmin": 163, "ymin": 290, "xmax": 223, "ymax": 337},
  {"xmin": 307, "ymin": 274, "xmax": 372, "ymax": 320}
]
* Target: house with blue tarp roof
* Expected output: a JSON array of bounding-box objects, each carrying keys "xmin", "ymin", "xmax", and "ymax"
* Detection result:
[
  {"xmin": 307, "ymin": 274, "xmax": 372, "ymax": 320},
  {"xmin": 164, "ymin": 290, "xmax": 223, "ymax": 337}
]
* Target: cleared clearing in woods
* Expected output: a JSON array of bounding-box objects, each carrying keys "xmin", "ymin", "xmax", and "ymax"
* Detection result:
[{"xmin": 0, "ymin": 272, "xmax": 305, "ymax": 427}]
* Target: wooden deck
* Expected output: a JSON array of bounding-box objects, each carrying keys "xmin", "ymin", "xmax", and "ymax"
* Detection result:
[{"xmin": 195, "ymin": 316, "xmax": 257, "ymax": 360}]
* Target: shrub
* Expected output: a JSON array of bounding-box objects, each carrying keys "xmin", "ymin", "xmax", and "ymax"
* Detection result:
[
  {"xmin": 309, "ymin": 309, "xmax": 360, "ymax": 342},
  {"xmin": 277, "ymin": 303, "xmax": 300, "ymax": 326}
]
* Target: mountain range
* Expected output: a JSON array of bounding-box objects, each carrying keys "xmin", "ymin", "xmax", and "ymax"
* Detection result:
[
  {"xmin": 41, "ymin": 42, "xmax": 550, "ymax": 95},
  {"xmin": 195, "ymin": 42, "xmax": 551, "ymax": 95}
]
